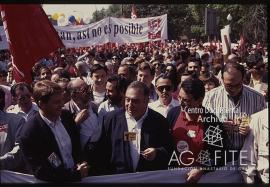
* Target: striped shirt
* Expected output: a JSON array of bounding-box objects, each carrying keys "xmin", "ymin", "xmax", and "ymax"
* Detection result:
[{"xmin": 203, "ymin": 85, "xmax": 266, "ymax": 151}]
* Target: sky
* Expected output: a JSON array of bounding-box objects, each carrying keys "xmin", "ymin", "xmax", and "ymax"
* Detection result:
[{"xmin": 42, "ymin": 4, "xmax": 110, "ymax": 19}]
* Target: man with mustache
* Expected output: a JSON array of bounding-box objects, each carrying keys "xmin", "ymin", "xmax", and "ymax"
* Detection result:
[
  {"xmin": 149, "ymin": 73, "xmax": 180, "ymax": 118},
  {"xmin": 95, "ymin": 81, "xmax": 172, "ymax": 175},
  {"xmin": 98, "ymin": 75, "xmax": 129, "ymax": 121}
]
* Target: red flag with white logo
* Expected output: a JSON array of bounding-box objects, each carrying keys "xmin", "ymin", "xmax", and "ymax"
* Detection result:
[{"xmin": 0, "ymin": 4, "xmax": 64, "ymax": 84}]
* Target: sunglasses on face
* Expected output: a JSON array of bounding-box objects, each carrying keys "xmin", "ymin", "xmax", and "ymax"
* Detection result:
[
  {"xmin": 224, "ymin": 82, "xmax": 242, "ymax": 90},
  {"xmin": 73, "ymin": 86, "xmax": 89, "ymax": 93},
  {"xmin": 157, "ymin": 85, "xmax": 172, "ymax": 92},
  {"xmin": 17, "ymin": 94, "xmax": 31, "ymax": 102}
]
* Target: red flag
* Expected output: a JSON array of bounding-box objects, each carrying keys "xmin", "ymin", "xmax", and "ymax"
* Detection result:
[
  {"xmin": 131, "ymin": 4, "xmax": 137, "ymax": 19},
  {"xmin": 0, "ymin": 4, "xmax": 64, "ymax": 83}
]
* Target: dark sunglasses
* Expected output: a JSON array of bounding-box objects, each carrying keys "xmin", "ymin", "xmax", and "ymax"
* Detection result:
[
  {"xmin": 17, "ymin": 94, "xmax": 31, "ymax": 101},
  {"xmin": 73, "ymin": 86, "xmax": 89, "ymax": 93},
  {"xmin": 157, "ymin": 85, "xmax": 172, "ymax": 92}
]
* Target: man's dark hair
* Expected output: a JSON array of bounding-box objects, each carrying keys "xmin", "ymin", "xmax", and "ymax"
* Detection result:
[
  {"xmin": 246, "ymin": 53, "xmax": 263, "ymax": 69},
  {"xmin": 137, "ymin": 62, "xmax": 155, "ymax": 76},
  {"xmin": 179, "ymin": 49, "xmax": 190, "ymax": 63},
  {"xmin": 188, "ymin": 57, "xmax": 202, "ymax": 67},
  {"xmin": 38, "ymin": 65, "xmax": 50, "ymax": 76},
  {"xmin": 127, "ymin": 81, "xmax": 150, "ymax": 98},
  {"xmin": 11, "ymin": 82, "xmax": 33, "ymax": 97},
  {"xmin": 33, "ymin": 80, "xmax": 63, "ymax": 106},
  {"xmin": 107, "ymin": 75, "xmax": 130, "ymax": 94},
  {"xmin": 181, "ymin": 69, "xmax": 193, "ymax": 78},
  {"xmin": 201, "ymin": 53, "xmax": 210, "ymax": 61},
  {"xmin": 119, "ymin": 64, "xmax": 129, "ymax": 69},
  {"xmin": 165, "ymin": 64, "xmax": 177, "ymax": 74},
  {"xmin": 201, "ymin": 62, "xmax": 210, "ymax": 69},
  {"xmin": 55, "ymin": 69, "xmax": 71, "ymax": 81},
  {"xmin": 90, "ymin": 64, "xmax": 108, "ymax": 77},
  {"xmin": 155, "ymin": 73, "xmax": 173, "ymax": 87},
  {"xmin": 180, "ymin": 77, "xmax": 205, "ymax": 100},
  {"xmin": 221, "ymin": 61, "xmax": 245, "ymax": 79}
]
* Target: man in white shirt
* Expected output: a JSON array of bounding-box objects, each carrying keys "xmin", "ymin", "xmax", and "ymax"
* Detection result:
[
  {"xmin": 7, "ymin": 82, "xmax": 38, "ymax": 121},
  {"xmin": 64, "ymin": 78, "xmax": 100, "ymax": 150},
  {"xmin": 137, "ymin": 62, "xmax": 158, "ymax": 102},
  {"xmin": 20, "ymin": 80, "xmax": 89, "ymax": 182},
  {"xmin": 95, "ymin": 81, "xmax": 172, "ymax": 175},
  {"xmin": 89, "ymin": 64, "xmax": 108, "ymax": 106},
  {"xmin": 239, "ymin": 108, "xmax": 269, "ymax": 183},
  {"xmin": 98, "ymin": 75, "xmax": 129, "ymax": 121},
  {"xmin": 149, "ymin": 73, "xmax": 179, "ymax": 117}
]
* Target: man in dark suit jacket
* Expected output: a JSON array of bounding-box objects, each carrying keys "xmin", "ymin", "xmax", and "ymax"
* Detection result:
[
  {"xmin": 19, "ymin": 80, "xmax": 89, "ymax": 182},
  {"xmin": 94, "ymin": 81, "xmax": 172, "ymax": 175}
]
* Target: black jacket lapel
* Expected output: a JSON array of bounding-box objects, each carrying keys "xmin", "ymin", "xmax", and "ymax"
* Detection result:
[
  {"xmin": 117, "ymin": 112, "xmax": 133, "ymax": 172},
  {"xmin": 36, "ymin": 113, "xmax": 64, "ymax": 164}
]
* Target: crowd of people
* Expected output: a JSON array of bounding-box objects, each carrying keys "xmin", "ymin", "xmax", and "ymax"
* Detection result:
[{"xmin": 0, "ymin": 38, "xmax": 268, "ymax": 183}]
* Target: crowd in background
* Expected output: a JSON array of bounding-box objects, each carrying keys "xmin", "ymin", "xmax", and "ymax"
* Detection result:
[{"xmin": 0, "ymin": 38, "xmax": 268, "ymax": 183}]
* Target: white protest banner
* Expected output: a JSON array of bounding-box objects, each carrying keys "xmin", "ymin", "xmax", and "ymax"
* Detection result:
[
  {"xmin": 55, "ymin": 17, "xmax": 110, "ymax": 48},
  {"xmin": 220, "ymin": 25, "xmax": 231, "ymax": 55},
  {"xmin": 109, "ymin": 14, "xmax": 168, "ymax": 44},
  {"xmin": 53, "ymin": 14, "xmax": 167, "ymax": 48},
  {"xmin": 0, "ymin": 14, "xmax": 167, "ymax": 49}
]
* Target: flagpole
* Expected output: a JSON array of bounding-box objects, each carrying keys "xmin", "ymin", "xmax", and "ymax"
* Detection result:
[{"xmin": 121, "ymin": 4, "xmax": 123, "ymax": 17}]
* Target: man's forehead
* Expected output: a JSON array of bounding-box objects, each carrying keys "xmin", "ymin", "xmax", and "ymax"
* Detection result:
[
  {"xmin": 73, "ymin": 79, "xmax": 86, "ymax": 87},
  {"xmin": 106, "ymin": 81, "xmax": 116, "ymax": 87},
  {"xmin": 179, "ymin": 88, "xmax": 192, "ymax": 99},
  {"xmin": 156, "ymin": 78, "xmax": 171, "ymax": 85},
  {"xmin": 223, "ymin": 69, "xmax": 241, "ymax": 77},
  {"xmin": 16, "ymin": 86, "xmax": 30, "ymax": 94},
  {"xmin": 126, "ymin": 88, "xmax": 143, "ymax": 97},
  {"xmin": 119, "ymin": 66, "xmax": 128, "ymax": 71},
  {"xmin": 188, "ymin": 61, "xmax": 198, "ymax": 66},
  {"xmin": 138, "ymin": 69, "xmax": 151, "ymax": 75}
]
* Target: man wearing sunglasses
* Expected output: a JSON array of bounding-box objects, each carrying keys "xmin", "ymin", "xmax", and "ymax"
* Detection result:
[
  {"xmin": 149, "ymin": 73, "xmax": 179, "ymax": 118},
  {"xmin": 64, "ymin": 78, "xmax": 100, "ymax": 151},
  {"xmin": 151, "ymin": 60, "xmax": 164, "ymax": 85},
  {"xmin": 245, "ymin": 54, "xmax": 268, "ymax": 97},
  {"xmin": 7, "ymin": 82, "xmax": 38, "ymax": 122}
]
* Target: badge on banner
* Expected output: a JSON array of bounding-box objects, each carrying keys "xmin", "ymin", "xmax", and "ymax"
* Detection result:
[
  {"xmin": 47, "ymin": 152, "xmax": 62, "ymax": 168},
  {"xmin": 177, "ymin": 140, "xmax": 189, "ymax": 154},
  {"xmin": 124, "ymin": 132, "xmax": 137, "ymax": 141}
]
